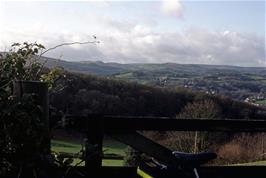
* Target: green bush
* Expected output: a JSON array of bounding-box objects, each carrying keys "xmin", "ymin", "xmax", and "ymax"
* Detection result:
[{"xmin": 0, "ymin": 42, "xmax": 61, "ymax": 176}]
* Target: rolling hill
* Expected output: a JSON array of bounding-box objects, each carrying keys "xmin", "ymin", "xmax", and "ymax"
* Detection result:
[{"xmin": 41, "ymin": 56, "xmax": 266, "ymax": 102}]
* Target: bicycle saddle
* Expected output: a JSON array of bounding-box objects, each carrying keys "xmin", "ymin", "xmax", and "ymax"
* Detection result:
[{"xmin": 172, "ymin": 151, "xmax": 217, "ymax": 168}]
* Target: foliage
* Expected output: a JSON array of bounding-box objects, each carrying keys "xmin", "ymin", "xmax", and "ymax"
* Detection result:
[
  {"xmin": 176, "ymin": 99, "xmax": 222, "ymax": 153},
  {"xmin": 0, "ymin": 40, "xmax": 101, "ymax": 176},
  {"xmin": 0, "ymin": 42, "xmax": 63, "ymax": 176},
  {"xmin": 124, "ymin": 147, "xmax": 147, "ymax": 167},
  {"xmin": 40, "ymin": 66, "xmax": 65, "ymax": 90},
  {"xmin": 0, "ymin": 42, "xmax": 44, "ymax": 82},
  {"xmin": 0, "ymin": 42, "xmax": 63, "ymax": 92},
  {"xmin": 178, "ymin": 99, "xmax": 221, "ymax": 119},
  {"xmin": 0, "ymin": 93, "xmax": 46, "ymax": 175},
  {"xmin": 49, "ymin": 71, "xmax": 266, "ymax": 119},
  {"xmin": 217, "ymin": 133, "xmax": 266, "ymax": 164}
]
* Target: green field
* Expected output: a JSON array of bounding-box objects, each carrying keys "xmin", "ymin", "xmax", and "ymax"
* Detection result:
[
  {"xmin": 51, "ymin": 138, "xmax": 127, "ymax": 166},
  {"xmin": 233, "ymin": 160, "xmax": 266, "ymax": 166}
]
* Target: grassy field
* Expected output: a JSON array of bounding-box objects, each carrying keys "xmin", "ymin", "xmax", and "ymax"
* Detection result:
[
  {"xmin": 51, "ymin": 138, "xmax": 127, "ymax": 166},
  {"xmin": 232, "ymin": 160, "xmax": 266, "ymax": 166}
]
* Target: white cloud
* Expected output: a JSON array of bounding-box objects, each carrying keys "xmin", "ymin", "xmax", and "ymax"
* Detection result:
[
  {"xmin": 223, "ymin": 30, "xmax": 230, "ymax": 36},
  {"xmin": 0, "ymin": 15, "xmax": 264, "ymax": 67},
  {"xmin": 133, "ymin": 25, "xmax": 151, "ymax": 35},
  {"xmin": 161, "ymin": 0, "xmax": 183, "ymax": 18}
]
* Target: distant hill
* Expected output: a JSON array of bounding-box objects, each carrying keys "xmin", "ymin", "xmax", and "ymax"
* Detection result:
[
  {"xmin": 40, "ymin": 56, "xmax": 266, "ymax": 102},
  {"xmin": 40, "ymin": 56, "xmax": 127, "ymax": 75},
  {"xmin": 40, "ymin": 56, "xmax": 265, "ymax": 76}
]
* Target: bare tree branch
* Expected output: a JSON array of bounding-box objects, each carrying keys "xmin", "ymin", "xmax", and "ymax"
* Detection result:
[
  {"xmin": 36, "ymin": 40, "xmax": 100, "ymax": 77},
  {"xmin": 40, "ymin": 40, "xmax": 100, "ymax": 56}
]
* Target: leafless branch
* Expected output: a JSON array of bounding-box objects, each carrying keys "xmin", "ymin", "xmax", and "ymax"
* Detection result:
[
  {"xmin": 40, "ymin": 40, "xmax": 100, "ymax": 56},
  {"xmin": 36, "ymin": 40, "xmax": 100, "ymax": 77}
]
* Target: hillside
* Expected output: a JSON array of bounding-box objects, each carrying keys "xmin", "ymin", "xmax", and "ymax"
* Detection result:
[
  {"xmin": 40, "ymin": 56, "xmax": 126, "ymax": 75},
  {"xmin": 50, "ymin": 70, "xmax": 266, "ymax": 120},
  {"xmin": 41, "ymin": 56, "xmax": 265, "ymax": 76},
  {"xmin": 42, "ymin": 57, "xmax": 266, "ymax": 102}
]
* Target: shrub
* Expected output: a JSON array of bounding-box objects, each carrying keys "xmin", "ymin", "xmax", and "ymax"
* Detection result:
[
  {"xmin": 217, "ymin": 133, "xmax": 266, "ymax": 164},
  {"xmin": 0, "ymin": 42, "xmax": 61, "ymax": 176}
]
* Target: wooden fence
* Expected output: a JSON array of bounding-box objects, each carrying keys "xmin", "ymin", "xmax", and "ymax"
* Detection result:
[{"xmin": 63, "ymin": 115, "xmax": 266, "ymax": 178}]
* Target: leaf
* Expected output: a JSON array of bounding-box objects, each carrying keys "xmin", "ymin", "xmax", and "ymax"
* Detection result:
[
  {"xmin": 11, "ymin": 43, "xmax": 20, "ymax": 47},
  {"xmin": 37, "ymin": 44, "xmax": 45, "ymax": 49},
  {"xmin": 57, "ymin": 155, "xmax": 64, "ymax": 163},
  {"xmin": 33, "ymin": 48, "xmax": 38, "ymax": 54}
]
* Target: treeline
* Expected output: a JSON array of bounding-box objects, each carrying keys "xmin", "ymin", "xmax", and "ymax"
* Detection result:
[{"xmin": 50, "ymin": 71, "xmax": 266, "ymax": 120}]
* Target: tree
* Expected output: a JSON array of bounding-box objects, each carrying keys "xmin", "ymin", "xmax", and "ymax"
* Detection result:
[{"xmin": 176, "ymin": 99, "xmax": 221, "ymax": 153}]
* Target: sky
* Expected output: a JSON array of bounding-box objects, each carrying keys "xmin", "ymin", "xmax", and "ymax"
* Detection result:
[{"xmin": 0, "ymin": 0, "xmax": 265, "ymax": 67}]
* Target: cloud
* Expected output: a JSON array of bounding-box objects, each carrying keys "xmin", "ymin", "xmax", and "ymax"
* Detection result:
[
  {"xmin": 0, "ymin": 17, "xmax": 264, "ymax": 67},
  {"xmin": 161, "ymin": 0, "xmax": 183, "ymax": 18}
]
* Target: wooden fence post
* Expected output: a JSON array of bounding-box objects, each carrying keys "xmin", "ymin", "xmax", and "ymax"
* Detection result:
[
  {"xmin": 86, "ymin": 114, "xmax": 103, "ymax": 176},
  {"xmin": 13, "ymin": 80, "xmax": 50, "ymax": 154}
]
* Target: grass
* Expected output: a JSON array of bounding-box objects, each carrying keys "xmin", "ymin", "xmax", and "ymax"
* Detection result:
[
  {"xmin": 103, "ymin": 139, "xmax": 127, "ymax": 156},
  {"xmin": 232, "ymin": 160, "xmax": 266, "ymax": 166},
  {"xmin": 51, "ymin": 138, "xmax": 127, "ymax": 166},
  {"xmin": 51, "ymin": 140, "xmax": 82, "ymax": 153}
]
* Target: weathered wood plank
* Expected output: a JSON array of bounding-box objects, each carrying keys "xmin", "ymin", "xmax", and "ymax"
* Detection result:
[
  {"xmin": 57, "ymin": 115, "xmax": 266, "ymax": 178},
  {"xmin": 65, "ymin": 115, "xmax": 266, "ymax": 132},
  {"xmin": 103, "ymin": 116, "xmax": 266, "ymax": 132},
  {"xmin": 109, "ymin": 132, "xmax": 177, "ymax": 165},
  {"xmin": 13, "ymin": 81, "xmax": 50, "ymax": 154},
  {"xmin": 85, "ymin": 114, "xmax": 103, "ymax": 176}
]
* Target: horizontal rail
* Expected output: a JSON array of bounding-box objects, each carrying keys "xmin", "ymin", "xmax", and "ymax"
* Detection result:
[
  {"xmin": 61, "ymin": 115, "xmax": 266, "ymax": 178},
  {"xmin": 103, "ymin": 116, "xmax": 266, "ymax": 132},
  {"xmin": 65, "ymin": 115, "xmax": 266, "ymax": 132}
]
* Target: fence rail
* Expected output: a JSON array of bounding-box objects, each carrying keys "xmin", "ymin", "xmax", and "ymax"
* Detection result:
[
  {"xmin": 103, "ymin": 116, "xmax": 266, "ymax": 132},
  {"xmin": 64, "ymin": 115, "xmax": 266, "ymax": 178},
  {"xmin": 66, "ymin": 115, "xmax": 266, "ymax": 132}
]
